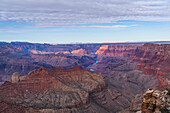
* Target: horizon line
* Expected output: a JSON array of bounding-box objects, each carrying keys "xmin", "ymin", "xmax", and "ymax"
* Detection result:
[{"xmin": 0, "ymin": 40, "xmax": 170, "ymax": 45}]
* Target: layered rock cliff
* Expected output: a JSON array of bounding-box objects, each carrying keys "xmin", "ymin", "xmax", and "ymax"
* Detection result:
[
  {"xmin": 0, "ymin": 42, "xmax": 169, "ymax": 112},
  {"xmin": 71, "ymin": 48, "xmax": 88, "ymax": 55},
  {"xmin": 1, "ymin": 66, "xmax": 154, "ymax": 113},
  {"xmin": 94, "ymin": 44, "xmax": 170, "ymax": 88},
  {"xmin": 95, "ymin": 45, "xmax": 140, "ymax": 57},
  {"xmin": 0, "ymin": 67, "xmax": 108, "ymax": 113},
  {"xmin": 0, "ymin": 46, "xmax": 96, "ymax": 84},
  {"xmin": 31, "ymin": 53, "xmax": 96, "ymax": 69},
  {"xmin": 135, "ymin": 43, "xmax": 170, "ymax": 88}
]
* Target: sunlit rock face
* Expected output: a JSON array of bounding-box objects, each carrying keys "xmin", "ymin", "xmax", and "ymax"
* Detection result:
[
  {"xmin": 11, "ymin": 72, "xmax": 26, "ymax": 83},
  {"xmin": 122, "ymin": 89, "xmax": 170, "ymax": 113},
  {"xmin": 11, "ymin": 72, "xmax": 20, "ymax": 83},
  {"xmin": 141, "ymin": 89, "xmax": 170, "ymax": 113},
  {"xmin": 71, "ymin": 48, "xmax": 88, "ymax": 55},
  {"xmin": 95, "ymin": 45, "xmax": 140, "ymax": 57}
]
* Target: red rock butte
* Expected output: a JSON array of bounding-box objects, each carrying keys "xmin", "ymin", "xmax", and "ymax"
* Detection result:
[{"xmin": 0, "ymin": 66, "xmax": 107, "ymax": 113}]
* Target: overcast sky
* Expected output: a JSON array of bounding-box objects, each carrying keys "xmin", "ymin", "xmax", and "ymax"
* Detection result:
[{"xmin": 0, "ymin": 0, "xmax": 170, "ymax": 43}]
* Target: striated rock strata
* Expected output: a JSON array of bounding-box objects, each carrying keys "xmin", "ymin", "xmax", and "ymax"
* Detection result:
[
  {"xmin": 71, "ymin": 48, "xmax": 88, "ymax": 55},
  {"xmin": 0, "ymin": 66, "xmax": 111, "ymax": 113},
  {"xmin": 95, "ymin": 45, "xmax": 140, "ymax": 57},
  {"xmin": 135, "ymin": 43, "xmax": 170, "ymax": 88},
  {"xmin": 94, "ymin": 43, "xmax": 170, "ymax": 89}
]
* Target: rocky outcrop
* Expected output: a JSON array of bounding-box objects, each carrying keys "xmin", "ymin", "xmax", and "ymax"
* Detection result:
[
  {"xmin": 119, "ymin": 89, "xmax": 170, "ymax": 113},
  {"xmin": 0, "ymin": 67, "xmax": 111, "ymax": 113},
  {"xmin": 11, "ymin": 72, "xmax": 20, "ymax": 83},
  {"xmin": 71, "ymin": 48, "xmax": 88, "ymax": 55},
  {"xmin": 11, "ymin": 72, "xmax": 26, "ymax": 83},
  {"xmin": 141, "ymin": 89, "xmax": 170, "ymax": 113}
]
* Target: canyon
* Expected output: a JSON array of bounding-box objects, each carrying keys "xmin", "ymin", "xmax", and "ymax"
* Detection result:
[{"xmin": 0, "ymin": 41, "xmax": 169, "ymax": 112}]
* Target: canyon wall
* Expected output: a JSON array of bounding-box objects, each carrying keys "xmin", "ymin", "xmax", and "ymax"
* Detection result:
[
  {"xmin": 0, "ymin": 67, "xmax": 129, "ymax": 113},
  {"xmin": 96, "ymin": 45, "xmax": 140, "ymax": 57},
  {"xmin": 95, "ymin": 43, "xmax": 170, "ymax": 89}
]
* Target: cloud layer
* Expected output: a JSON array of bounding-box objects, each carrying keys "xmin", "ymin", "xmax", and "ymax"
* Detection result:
[{"xmin": 0, "ymin": 0, "xmax": 170, "ymax": 27}]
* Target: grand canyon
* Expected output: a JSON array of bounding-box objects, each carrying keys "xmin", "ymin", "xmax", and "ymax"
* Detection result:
[
  {"xmin": 0, "ymin": 41, "xmax": 169, "ymax": 113},
  {"xmin": 1, "ymin": 0, "xmax": 170, "ymax": 112}
]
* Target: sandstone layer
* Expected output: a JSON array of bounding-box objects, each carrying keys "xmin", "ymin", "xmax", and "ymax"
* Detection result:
[
  {"xmin": 71, "ymin": 48, "xmax": 88, "ymax": 55},
  {"xmin": 95, "ymin": 45, "xmax": 140, "ymax": 57}
]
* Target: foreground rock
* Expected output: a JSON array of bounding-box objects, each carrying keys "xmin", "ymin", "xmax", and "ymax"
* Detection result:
[
  {"xmin": 0, "ymin": 67, "xmax": 113, "ymax": 113},
  {"xmin": 119, "ymin": 89, "xmax": 170, "ymax": 113},
  {"xmin": 141, "ymin": 89, "xmax": 170, "ymax": 113}
]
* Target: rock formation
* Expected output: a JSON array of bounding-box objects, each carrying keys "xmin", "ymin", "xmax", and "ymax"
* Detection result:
[
  {"xmin": 1, "ymin": 66, "xmax": 155, "ymax": 113},
  {"xmin": 11, "ymin": 72, "xmax": 26, "ymax": 83},
  {"xmin": 141, "ymin": 89, "xmax": 170, "ymax": 113},
  {"xmin": 135, "ymin": 43, "xmax": 170, "ymax": 88},
  {"xmin": 119, "ymin": 89, "xmax": 170, "ymax": 113},
  {"xmin": 94, "ymin": 43, "xmax": 170, "ymax": 89},
  {"xmin": 0, "ymin": 42, "xmax": 170, "ymax": 112},
  {"xmin": 31, "ymin": 54, "xmax": 96, "ymax": 69},
  {"xmin": 0, "ymin": 67, "xmax": 110, "ymax": 113},
  {"xmin": 0, "ymin": 45, "xmax": 96, "ymax": 84},
  {"xmin": 95, "ymin": 45, "xmax": 140, "ymax": 57},
  {"xmin": 11, "ymin": 72, "xmax": 20, "ymax": 83},
  {"xmin": 71, "ymin": 48, "xmax": 88, "ymax": 55}
]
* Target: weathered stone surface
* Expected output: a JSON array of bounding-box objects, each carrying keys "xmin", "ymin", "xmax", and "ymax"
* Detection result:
[
  {"xmin": 71, "ymin": 48, "xmax": 88, "ymax": 55},
  {"xmin": 0, "ymin": 67, "xmax": 115, "ymax": 113},
  {"xmin": 141, "ymin": 89, "xmax": 170, "ymax": 113},
  {"xmin": 11, "ymin": 72, "xmax": 27, "ymax": 83},
  {"xmin": 95, "ymin": 45, "xmax": 140, "ymax": 57},
  {"xmin": 94, "ymin": 43, "xmax": 170, "ymax": 89},
  {"xmin": 11, "ymin": 72, "xmax": 20, "ymax": 83}
]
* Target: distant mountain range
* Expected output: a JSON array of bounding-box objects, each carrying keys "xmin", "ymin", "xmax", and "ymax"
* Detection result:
[{"xmin": 1, "ymin": 40, "xmax": 170, "ymax": 46}]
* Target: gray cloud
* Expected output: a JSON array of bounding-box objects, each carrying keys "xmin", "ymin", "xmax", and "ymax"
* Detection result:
[{"xmin": 0, "ymin": 0, "xmax": 170, "ymax": 27}]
